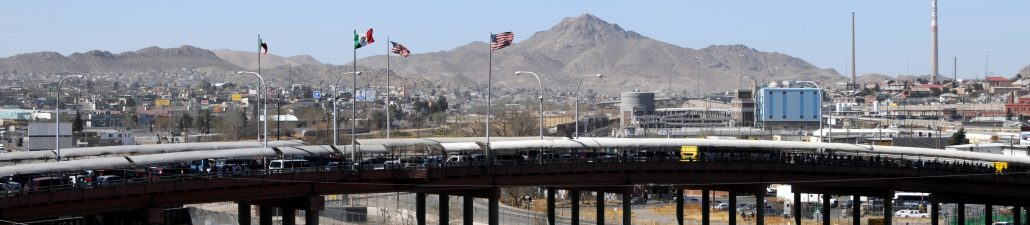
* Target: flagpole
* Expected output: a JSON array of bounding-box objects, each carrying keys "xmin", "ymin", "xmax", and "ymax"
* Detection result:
[
  {"xmin": 386, "ymin": 37, "xmax": 391, "ymax": 139},
  {"xmin": 257, "ymin": 34, "xmax": 262, "ymax": 144},
  {"xmin": 352, "ymin": 30, "xmax": 359, "ymax": 171},
  {"xmin": 486, "ymin": 33, "xmax": 493, "ymax": 162}
]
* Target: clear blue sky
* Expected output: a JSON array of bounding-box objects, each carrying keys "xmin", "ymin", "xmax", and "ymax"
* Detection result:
[{"xmin": 2, "ymin": 0, "xmax": 1027, "ymax": 79}]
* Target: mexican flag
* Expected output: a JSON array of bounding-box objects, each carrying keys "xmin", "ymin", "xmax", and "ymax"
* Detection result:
[
  {"xmin": 354, "ymin": 28, "xmax": 374, "ymax": 49},
  {"xmin": 259, "ymin": 38, "xmax": 268, "ymax": 55}
]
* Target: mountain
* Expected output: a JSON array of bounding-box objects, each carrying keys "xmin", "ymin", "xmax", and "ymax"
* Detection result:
[
  {"xmin": 0, "ymin": 45, "xmax": 242, "ymax": 74},
  {"xmin": 212, "ymin": 49, "xmax": 323, "ymax": 71},
  {"xmin": 355, "ymin": 13, "xmax": 843, "ymax": 93},
  {"xmin": 1021, "ymin": 64, "xmax": 1030, "ymax": 78},
  {"xmin": 856, "ymin": 73, "xmax": 892, "ymax": 84}
]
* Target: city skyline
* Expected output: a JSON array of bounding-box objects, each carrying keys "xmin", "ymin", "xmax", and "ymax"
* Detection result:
[{"xmin": 2, "ymin": 0, "xmax": 1028, "ymax": 79}]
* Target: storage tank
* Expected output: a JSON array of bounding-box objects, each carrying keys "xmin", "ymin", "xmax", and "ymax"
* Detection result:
[{"xmin": 620, "ymin": 92, "xmax": 655, "ymax": 113}]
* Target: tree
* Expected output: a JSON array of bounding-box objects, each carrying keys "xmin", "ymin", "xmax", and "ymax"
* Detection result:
[
  {"xmin": 948, "ymin": 128, "xmax": 969, "ymax": 145},
  {"xmin": 72, "ymin": 111, "xmax": 84, "ymax": 133}
]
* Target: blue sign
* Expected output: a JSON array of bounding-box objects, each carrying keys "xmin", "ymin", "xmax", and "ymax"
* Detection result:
[{"xmin": 312, "ymin": 90, "xmax": 321, "ymax": 99}]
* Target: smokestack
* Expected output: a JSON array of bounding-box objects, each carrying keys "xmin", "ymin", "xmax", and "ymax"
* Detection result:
[
  {"xmin": 931, "ymin": 0, "xmax": 939, "ymax": 84},
  {"xmin": 851, "ymin": 12, "xmax": 857, "ymax": 89}
]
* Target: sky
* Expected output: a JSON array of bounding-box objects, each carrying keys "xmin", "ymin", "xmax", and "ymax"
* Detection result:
[{"xmin": 1, "ymin": 0, "xmax": 1028, "ymax": 79}]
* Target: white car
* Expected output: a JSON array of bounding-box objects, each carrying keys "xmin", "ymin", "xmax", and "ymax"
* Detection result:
[{"xmin": 894, "ymin": 210, "xmax": 929, "ymax": 218}]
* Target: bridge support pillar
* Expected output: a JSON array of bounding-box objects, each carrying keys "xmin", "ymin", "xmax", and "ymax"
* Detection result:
[
  {"xmin": 416, "ymin": 193, "xmax": 427, "ymax": 225},
  {"xmin": 571, "ymin": 190, "xmax": 581, "ymax": 225},
  {"xmin": 729, "ymin": 192, "xmax": 737, "ymax": 225},
  {"xmin": 281, "ymin": 208, "xmax": 295, "ymax": 225},
  {"xmin": 794, "ymin": 192, "xmax": 802, "ymax": 225},
  {"xmin": 439, "ymin": 194, "xmax": 449, "ymax": 225},
  {"xmin": 1014, "ymin": 206, "xmax": 1022, "ymax": 225},
  {"xmin": 676, "ymin": 189, "xmax": 684, "ymax": 225},
  {"xmin": 986, "ymin": 204, "xmax": 993, "ymax": 225},
  {"xmin": 756, "ymin": 190, "xmax": 765, "ymax": 225},
  {"xmin": 853, "ymin": 195, "xmax": 862, "ymax": 225},
  {"xmin": 464, "ymin": 196, "xmax": 474, "ymax": 225},
  {"xmin": 822, "ymin": 194, "xmax": 831, "ymax": 225},
  {"xmin": 596, "ymin": 191, "xmax": 605, "ymax": 225},
  {"xmin": 884, "ymin": 194, "xmax": 893, "ymax": 225},
  {"xmin": 958, "ymin": 203, "xmax": 966, "ymax": 225},
  {"xmin": 258, "ymin": 205, "xmax": 273, "ymax": 225},
  {"xmin": 930, "ymin": 195, "xmax": 939, "ymax": 225},
  {"xmin": 238, "ymin": 201, "xmax": 252, "ymax": 225},
  {"xmin": 488, "ymin": 190, "xmax": 499, "ymax": 225},
  {"xmin": 702, "ymin": 188, "xmax": 710, "ymax": 225},
  {"xmin": 147, "ymin": 207, "xmax": 165, "ymax": 225},
  {"xmin": 305, "ymin": 209, "xmax": 320, "ymax": 225},
  {"xmin": 622, "ymin": 190, "xmax": 631, "ymax": 225},
  {"xmin": 548, "ymin": 187, "xmax": 556, "ymax": 225}
]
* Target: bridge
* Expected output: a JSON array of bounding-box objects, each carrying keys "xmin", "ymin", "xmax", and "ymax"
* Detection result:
[{"xmin": 0, "ymin": 137, "xmax": 1026, "ymax": 225}]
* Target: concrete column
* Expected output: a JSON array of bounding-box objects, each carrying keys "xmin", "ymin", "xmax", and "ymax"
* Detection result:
[
  {"xmin": 281, "ymin": 209, "xmax": 295, "ymax": 225},
  {"xmin": 147, "ymin": 207, "xmax": 165, "ymax": 225},
  {"xmin": 702, "ymin": 188, "xmax": 711, "ymax": 225},
  {"xmin": 596, "ymin": 192, "xmax": 605, "ymax": 225},
  {"xmin": 623, "ymin": 190, "xmax": 632, "ymax": 225},
  {"xmin": 756, "ymin": 191, "xmax": 765, "ymax": 225},
  {"xmin": 439, "ymin": 194, "xmax": 449, "ymax": 225},
  {"xmin": 489, "ymin": 193, "xmax": 499, "ymax": 225},
  {"xmin": 729, "ymin": 192, "xmax": 737, "ymax": 225},
  {"xmin": 794, "ymin": 192, "xmax": 802, "ymax": 225},
  {"xmin": 305, "ymin": 210, "xmax": 319, "ymax": 225},
  {"xmin": 822, "ymin": 194, "xmax": 831, "ymax": 225},
  {"xmin": 464, "ymin": 196, "xmax": 474, "ymax": 225},
  {"xmin": 1014, "ymin": 206, "xmax": 1022, "ymax": 225},
  {"xmin": 548, "ymin": 187, "xmax": 556, "ymax": 225},
  {"xmin": 258, "ymin": 205, "xmax": 273, "ymax": 225},
  {"xmin": 884, "ymin": 195, "xmax": 893, "ymax": 225},
  {"xmin": 986, "ymin": 204, "xmax": 993, "ymax": 225},
  {"xmin": 238, "ymin": 201, "xmax": 252, "ymax": 225},
  {"xmin": 571, "ymin": 190, "xmax": 581, "ymax": 225},
  {"xmin": 930, "ymin": 196, "xmax": 939, "ymax": 225},
  {"xmin": 853, "ymin": 195, "xmax": 862, "ymax": 225},
  {"xmin": 677, "ymin": 189, "xmax": 684, "ymax": 225},
  {"xmin": 958, "ymin": 203, "xmax": 965, "ymax": 225},
  {"xmin": 416, "ymin": 193, "xmax": 426, "ymax": 225}
]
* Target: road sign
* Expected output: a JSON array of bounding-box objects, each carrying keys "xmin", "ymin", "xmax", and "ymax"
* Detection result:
[
  {"xmin": 231, "ymin": 93, "xmax": 242, "ymax": 102},
  {"xmin": 312, "ymin": 90, "xmax": 321, "ymax": 99},
  {"xmin": 154, "ymin": 99, "xmax": 171, "ymax": 107}
]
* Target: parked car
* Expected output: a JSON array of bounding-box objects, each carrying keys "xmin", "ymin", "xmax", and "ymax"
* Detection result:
[
  {"xmin": 95, "ymin": 175, "xmax": 124, "ymax": 187},
  {"xmin": 894, "ymin": 210, "xmax": 929, "ymax": 218},
  {"xmin": 714, "ymin": 203, "xmax": 731, "ymax": 210}
]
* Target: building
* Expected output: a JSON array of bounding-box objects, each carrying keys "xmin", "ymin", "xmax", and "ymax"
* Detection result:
[
  {"xmin": 619, "ymin": 92, "xmax": 655, "ymax": 133},
  {"xmin": 27, "ymin": 123, "xmax": 72, "ymax": 151},
  {"xmin": 1004, "ymin": 94, "xmax": 1030, "ymax": 117},
  {"xmin": 731, "ymin": 89, "xmax": 755, "ymax": 127},
  {"xmin": 756, "ymin": 87, "xmax": 822, "ymax": 130}
]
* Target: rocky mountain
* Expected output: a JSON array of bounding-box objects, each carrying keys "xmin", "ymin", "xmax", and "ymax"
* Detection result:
[
  {"xmin": 212, "ymin": 49, "xmax": 323, "ymax": 71},
  {"xmin": 856, "ymin": 73, "xmax": 892, "ymax": 84},
  {"xmin": 355, "ymin": 13, "xmax": 844, "ymax": 93},
  {"xmin": 0, "ymin": 45, "xmax": 242, "ymax": 74}
]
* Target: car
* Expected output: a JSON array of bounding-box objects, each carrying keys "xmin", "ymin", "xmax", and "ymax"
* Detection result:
[
  {"xmin": 894, "ymin": 210, "xmax": 929, "ymax": 218},
  {"xmin": 714, "ymin": 203, "xmax": 731, "ymax": 210},
  {"xmin": 95, "ymin": 175, "xmax": 124, "ymax": 187},
  {"xmin": 268, "ymin": 159, "xmax": 309, "ymax": 172}
]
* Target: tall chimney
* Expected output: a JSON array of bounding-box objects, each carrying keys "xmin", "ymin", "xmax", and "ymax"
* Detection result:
[
  {"xmin": 851, "ymin": 12, "xmax": 857, "ymax": 89},
  {"xmin": 931, "ymin": 0, "xmax": 939, "ymax": 84}
]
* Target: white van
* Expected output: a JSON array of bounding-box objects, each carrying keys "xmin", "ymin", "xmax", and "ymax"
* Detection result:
[{"xmin": 268, "ymin": 159, "xmax": 308, "ymax": 172}]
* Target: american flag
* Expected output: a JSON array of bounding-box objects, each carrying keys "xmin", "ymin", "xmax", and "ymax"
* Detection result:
[
  {"xmin": 391, "ymin": 41, "xmax": 410, "ymax": 57},
  {"xmin": 490, "ymin": 32, "xmax": 514, "ymax": 50}
]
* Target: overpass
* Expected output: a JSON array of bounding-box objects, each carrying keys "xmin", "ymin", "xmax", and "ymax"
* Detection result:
[{"xmin": 0, "ymin": 137, "xmax": 1027, "ymax": 225}]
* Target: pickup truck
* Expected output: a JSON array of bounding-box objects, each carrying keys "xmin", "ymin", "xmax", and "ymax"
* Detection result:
[{"xmin": 894, "ymin": 210, "xmax": 929, "ymax": 218}]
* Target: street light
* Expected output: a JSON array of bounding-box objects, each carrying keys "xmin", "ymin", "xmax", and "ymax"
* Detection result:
[
  {"xmin": 515, "ymin": 71, "xmax": 545, "ymax": 140},
  {"xmin": 236, "ymin": 71, "xmax": 268, "ymax": 148},
  {"xmin": 332, "ymin": 71, "xmax": 362, "ymax": 147},
  {"xmin": 796, "ymin": 80, "xmax": 824, "ymax": 142},
  {"xmin": 55, "ymin": 74, "xmax": 83, "ymax": 161},
  {"xmin": 574, "ymin": 74, "xmax": 603, "ymax": 138}
]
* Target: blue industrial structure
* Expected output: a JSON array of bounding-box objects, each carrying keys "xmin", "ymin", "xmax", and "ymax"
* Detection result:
[{"xmin": 757, "ymin": 87, "xmax": 822, "ymax": 129}]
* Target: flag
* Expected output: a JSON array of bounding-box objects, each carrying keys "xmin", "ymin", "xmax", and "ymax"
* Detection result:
[
  {"xmin": 259, "ymin": 38, "xmax": 268, "ymax": 55},
  {"xmin": 354, "ymin": 28, "xmax": 375, "ymax": 49},
  {"xmin": 490, "ymin": 32, "xmax": 514, "ymax": 50},
  {"xmin": 391, "ymin": 41, "xmax": 410, "ymax": 57}
]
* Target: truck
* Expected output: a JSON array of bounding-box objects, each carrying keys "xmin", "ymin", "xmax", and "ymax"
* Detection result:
[{"xmin": 894, "ymin": 209, "xmax": 929, "ymax": 218}]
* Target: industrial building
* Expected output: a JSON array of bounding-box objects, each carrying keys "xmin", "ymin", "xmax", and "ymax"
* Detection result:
[{"xmin": 756, "ymin": 87, "xmax": 823, "ymax": 130}]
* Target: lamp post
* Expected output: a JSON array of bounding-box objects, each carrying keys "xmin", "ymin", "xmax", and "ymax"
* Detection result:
[
  {"xmin": 515, "ymin": 71, "xmax": 545, "ymax": 140},
  {"xmin": 797, "ymin": 80, "xmax": 823, "ymax": 142},
  {"xmin": 55, "ymin": 74, "xmax": 83, "ymax": 161},
  {"xmin": 236, "ymin": 71, "xmax": 268, "ymax": 148},
  {"xmin": 575, "ymin": 74, "xmax": 603, "ymax": 138},
  {"xmin": 332, "ymin": 71, "xmax": 362, "ymax": 147}
]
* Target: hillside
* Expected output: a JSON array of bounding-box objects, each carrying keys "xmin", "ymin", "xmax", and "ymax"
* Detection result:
[
  {"xmin": 212, "ymin": 50, "xmax": 323, "ymax": 71},
  {"xmin": 0, "ymin": 45, "xmax": 242, "ymax": 74}
]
